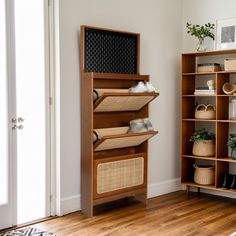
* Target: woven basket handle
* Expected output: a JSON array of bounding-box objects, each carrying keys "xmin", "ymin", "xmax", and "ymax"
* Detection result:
[
  {"xmin": 206, "ymin": 104, "xmax": 215, "ymax": 111},
  {"xmin": 196, "ymin": 104, "xmax": 206, "ymax": 111}
]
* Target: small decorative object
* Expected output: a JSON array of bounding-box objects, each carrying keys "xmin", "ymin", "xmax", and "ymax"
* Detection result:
[
  {"xmin": 190, "ymin": 129, "xmax": 215, "ymax": 156},
  {"xmin": 207, "ymin": 79, "xmax": 215, "ymax": 90},
  {"xmin": 197, "ymin": 63, "xmax": 221, "ymax": 73},
  {"xmin": 227, "ymin": 134, "xmax": 236, "ymax": 159},
  {"xmin": 216, "ymin": 17, "xmax": 236, "ymax": 50},
  {"xmin": 195, "ymin": 104, "xmax": 216, "ymax": 120},
  {"xmin": 193, "ymin": 164, "xmax": 215, "ymax": 185},
  {"xmin": 224, "ymin": 58, "xmax": 236, "ymax": 71},
  {"xmin": 194, "ymin": 86, "xmax": 216, "ymax": 95},
  {"xmin": 222, "ymin": 82, "xmax": 236, "ymax": 95},
  {"xmin": 186, "ymin": 22, "xmax": 215, "ymax": 51},
  {"xmin": 231, "ymin": 99, "xmax": 236, "ymax": 120},
  {"xmin": 194, "ymin": 79, "xmax": 216, "ymax": 95}
]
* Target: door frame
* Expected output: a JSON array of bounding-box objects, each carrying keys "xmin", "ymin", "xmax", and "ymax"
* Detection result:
[
  {"xmin": 1, "ymin": 0, "xmax": 53, "ymax": 228},
  {"xmin": 47, "ymin": 0, "xmax": 57, "ymax": 216},
  {"xmin": 44, "ymin": 0, "xmax": 52, "ymax": 219}
]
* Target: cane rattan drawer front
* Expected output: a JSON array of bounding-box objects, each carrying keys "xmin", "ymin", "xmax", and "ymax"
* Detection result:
[
  {"xmin": 94, "ymin": 93, "xmax": 159, "ymax": 112},
  {"xmin": 94, "ymin": 153, "xmax": 147, "ymax": 199}
]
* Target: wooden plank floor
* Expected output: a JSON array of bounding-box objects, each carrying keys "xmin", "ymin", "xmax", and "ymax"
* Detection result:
[{"xmin": 6, "ymin": 191, "xmax": 236, "ymax": 236}]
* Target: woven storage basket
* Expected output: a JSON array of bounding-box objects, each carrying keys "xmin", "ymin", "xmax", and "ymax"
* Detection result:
[
  {"xmin": 193, "ymin": 164, "xmax": 215, "ymax": 185},
  {"xmin": 224, "ymin": 58, "xmax": 236, "ymax": 71},
  {"xmin": 197, "ymin": 63, "xmax": 221, "ymax": 73},
  {"xmin": 192, "ymin": 140, "xmax": 215, "ymax": 157},
  {"xmin": 195, "ymin": 104, "xmax": 216, "ymax": 120}
]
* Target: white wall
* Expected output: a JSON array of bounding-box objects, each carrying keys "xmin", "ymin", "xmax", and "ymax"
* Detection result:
[
  {"xmin": 56, "ymin": 0, "xmax": 183, "ymax": 214},
  {"xmin": 183, "ymin": 0, "xmax": 236, "ymax": 52}
]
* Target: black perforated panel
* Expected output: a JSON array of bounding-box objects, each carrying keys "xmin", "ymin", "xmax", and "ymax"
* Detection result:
[{"xmin": 84, "ymin": 28, "xmax": 138, "ymax": 74}]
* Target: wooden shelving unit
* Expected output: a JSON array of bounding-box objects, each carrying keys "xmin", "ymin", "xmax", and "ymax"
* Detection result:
[
  {"xmin": 80, "ymin": 26, "xmax": 159, "ymax": 217},
  {"xmin": 181, "ymin": 49, "xmax": 236, "ymax": 194}
]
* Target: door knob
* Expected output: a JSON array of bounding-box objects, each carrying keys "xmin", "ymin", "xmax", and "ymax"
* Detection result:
[
  {"xmin": 18, "ymin": 117, "xmax": 24, "ymax": 123},
  {"xmin": 12, "ymin": 124, "xmax": 24, "ymax": 130},
  {"xmin": 18, "ymin": 125, "xmax": 24, "ymax": 129},
  {"xmin": 12, "ymin": 118, "xmax": 17, "ymax": 123},
  {"xmin": 12, "ymin": 124, "xmax": 18, "ymax": 130}
]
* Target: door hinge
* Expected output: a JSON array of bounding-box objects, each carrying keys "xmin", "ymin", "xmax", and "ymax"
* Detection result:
[{"xmin": 49, "ymin": 97, "xmax": 53, "ymax": 106}]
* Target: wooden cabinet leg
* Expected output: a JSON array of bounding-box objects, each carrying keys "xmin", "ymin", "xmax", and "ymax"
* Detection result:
[
  {"xmin": 186, "ymin": 186, "xmax": 190, "ymax": 196},
  {"xmin": 197, "ymin": 187, "xmax": 200, "ymax": 195}
]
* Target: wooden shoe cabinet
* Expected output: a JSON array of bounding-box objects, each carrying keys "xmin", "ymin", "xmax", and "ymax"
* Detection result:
[
  {"xmin": 80, "ymin": 26, "xmax": 159, "ymax": 217},
  {"xmin": 181, "ymin": 49, "xmax": 236, "ymax": 194}
]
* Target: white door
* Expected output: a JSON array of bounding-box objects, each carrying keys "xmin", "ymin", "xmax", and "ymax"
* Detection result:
[
  {"xmin": 0, "ymin": 0, "xmax": 17, "ymax": 229},
  {"xmin": 0, "ymin": 0, "xmax": 50, "ymax": 229}
]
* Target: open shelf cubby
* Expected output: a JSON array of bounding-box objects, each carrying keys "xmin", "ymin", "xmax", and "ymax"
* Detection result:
[
  {"xmin": 80, "ymin": 26, "xmax": 159, "ymax": 217},
  {"xmin": 181, "ymin": 49, "xmax": 236, "ymax": 195}
]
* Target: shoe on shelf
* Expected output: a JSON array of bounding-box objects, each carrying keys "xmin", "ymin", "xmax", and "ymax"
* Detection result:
[
  {"xmin": 145, "ymin": 81, "xmax": 156, "ymax": 93},
  {"xmin": 129, "ymin": 81, "xmax": 147, "ymax": 93},
  {"xmin": 230, "ymin": 174, "xmax": 236, "ymax": 190},
  {"xmin": 143, "ymin": 118, "xmax": 154, "ymax": 131},
  {"xmin": 221, "ymin": 173, "xmax": 232, "ymax": 189},
  {"xmin": 128, "ymin": 118, "xmax": 154, "ymax": 133},
  {"xmin": 128, "ymin": 119, "xmax": 147, "ymax": 133}
]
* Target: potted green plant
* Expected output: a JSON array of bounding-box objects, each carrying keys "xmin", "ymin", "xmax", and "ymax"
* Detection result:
[
  {"xmin": 186, "ymin": 22, "xmax": 215, "ymax": 51},
  {"xmin": 190, "ymin": 129, "xmax": 215, "ymax": 156},
  {"xmin": 227, "ymin": 134, "xmax": 236, "ymax": 159}
]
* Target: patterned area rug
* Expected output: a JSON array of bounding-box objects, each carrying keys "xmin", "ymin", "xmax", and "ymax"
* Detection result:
[{"xmin": 0, "ymin": 227, "xmax": 56, "ymax": 236}]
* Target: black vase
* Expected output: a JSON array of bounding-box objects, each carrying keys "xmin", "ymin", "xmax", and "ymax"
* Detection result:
[{"xmin": 231, "ymin": 148, "xmax": 236, "ymax": 160}]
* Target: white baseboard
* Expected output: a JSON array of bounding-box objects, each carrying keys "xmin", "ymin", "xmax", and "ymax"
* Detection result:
[
  {"xmin": 59, "ymin": 179, "xmax": 182, "ymax": 215},
  {"xmin": 147, "ymin": 178, "xmax": 182, "ymax": 198},
  {"xmin": 60, "ymin": 194, "xmax": 81, "ymax": 215},
  {"xmin": 59, "ymin": 180, "xmax": 236, "ymax": 215}
]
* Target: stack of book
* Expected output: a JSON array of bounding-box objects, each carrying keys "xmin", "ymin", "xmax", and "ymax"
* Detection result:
[{"xmin": 194, "ymin": 87, "xmax": 216, "ymax": 95}]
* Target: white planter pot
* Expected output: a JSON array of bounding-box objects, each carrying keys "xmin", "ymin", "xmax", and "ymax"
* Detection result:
[{"xmin": 192, "ymin": 140, "xmax": 215, "ymax": 157}]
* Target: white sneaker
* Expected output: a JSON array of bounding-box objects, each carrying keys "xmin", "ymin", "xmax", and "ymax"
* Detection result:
[
  {"xmin": 145, "ymin": 82, "xmax": 156, "ymax": 92},
  {"xmin": 143, "ymin": 118, "xmax": 154, "ymax": 131},
  {"xmin": 128, "ymin": 119, "xmax": 147, "ymax": 133},
  {"xmin": 129, "ymin": 81, "xmax": 147, "ymax": 93}
]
